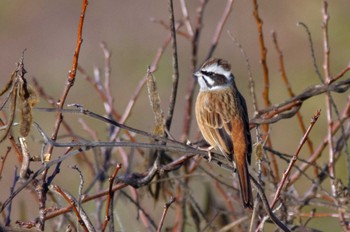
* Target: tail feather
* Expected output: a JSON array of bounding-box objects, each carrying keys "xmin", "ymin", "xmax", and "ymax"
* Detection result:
[{"xmin": 236, "ymin": 159, "xmax": 253, "ymax": 208}]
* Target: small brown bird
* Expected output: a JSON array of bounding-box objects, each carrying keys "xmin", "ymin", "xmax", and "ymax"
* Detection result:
[{"xmin": 194, "ymin": 58, "xmax": 253, "ymax": 208}]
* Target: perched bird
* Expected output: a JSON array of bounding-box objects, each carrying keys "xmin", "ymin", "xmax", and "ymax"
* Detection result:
[{"xmin": 194, "ymin": 58, "xmax": 253, "ymax": 208}]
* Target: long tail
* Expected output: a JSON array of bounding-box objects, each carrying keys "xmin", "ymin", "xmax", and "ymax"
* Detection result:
[{"xmin": 235, "ymin": 157, "xmax": 253, "ymax": 208}]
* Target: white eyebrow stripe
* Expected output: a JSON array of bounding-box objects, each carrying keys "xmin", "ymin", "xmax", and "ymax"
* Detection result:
[{"xmin": 202, "ymin": 63, "xmax": 231, "ymax": 78}]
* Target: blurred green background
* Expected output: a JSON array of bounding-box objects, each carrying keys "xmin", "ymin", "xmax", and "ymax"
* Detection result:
[{"xmin": 0, "ymin": 1, "xmax": 349, "ymax": 231}]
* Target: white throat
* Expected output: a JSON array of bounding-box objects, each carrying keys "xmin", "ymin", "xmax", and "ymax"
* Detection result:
[{"xmin": 197, "ymin": 76, "xmax": 231, "ymax": 91}]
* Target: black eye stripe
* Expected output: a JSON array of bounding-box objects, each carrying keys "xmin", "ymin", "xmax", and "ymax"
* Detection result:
[
  {"xmin": 202, "ymin": 76, "xmax": 212, "ymax": 88},
  {"xmin": 201, "ymin": 70, "xmax": 214, "ymax": 76}
]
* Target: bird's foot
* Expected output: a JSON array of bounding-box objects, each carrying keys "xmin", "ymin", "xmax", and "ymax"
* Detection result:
[{"xmin": 197, "ymin": 146, "xmax": 215, "ymax": 162}]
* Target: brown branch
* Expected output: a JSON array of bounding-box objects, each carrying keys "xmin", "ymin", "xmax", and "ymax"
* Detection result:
[
  {"xmin": 46, "ymin": 0, "xmax": 88, "ymax": 154},
  {"xmin": 331, "ymin": 63, "xmax": 350, "ymax": 84},
  {"xmin": 50, "ymin": 185, "xmax": 93, "ymax": 232},
  {"xmin": 181, "ymin": 0, "xmax": 208, "ymax": 142},
  {"xmin": 31, "ymin": 2, "xmax": 89, "ymax": 229},
  {"xmin": 272, "ymin": 31, "xmax": 317, "ymax": 176},
  {"xmin": 68, "ymin": 0, "xmax": 87, "ymax": 82},
  {"xmin": 165, "ymin": 0, "xmax": 180, "ymax": 131},
  {"xmin": 250, "ymin": 176, "xmax": 291, "ymax": 232},
  {"xmin": 206, "ymin": 0, "xmax": 234, "ymax": 60},
  {"xmin": 252, "ymin": 0, "xmax": 279, "ymax": 185},
  {"xmin": 251, "ymin": 77, "xmax": 350, "ymax": 125},
  {"xmin": 101, "ymin": 163, "xmax": 122, "ymax": 232},
  {"xmin": 288, "ymin": 99, "xmax": 350, "ymax": 186},
  {"xmin": 44, "ymin": 182, "xmax": 128, "ymax": 221},
  {"xmin": 157, "ymin": 197, "xmax": 176, "ymax": 232},
  {"xmin": 252, "ymin": 0, "xmax": 269, "ymax": 107},
  {"xmin": 270, "ymin": 110, "xmax": 321, "ymax": 209}
]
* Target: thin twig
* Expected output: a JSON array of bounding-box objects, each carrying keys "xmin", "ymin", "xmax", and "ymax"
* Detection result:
[
  {"xmin": 270, "ymin": 110, "xmax": 321, "ymax": 209},
  {"xmin": 288, "ymin": 99, "xmax": 350, "ymax": 186},
  {"xmin": 50, "ymin": 185, "xmax": 94, "ymax": 232},
  {"xmin": 46, "ymin": 0, "xmax": 88, "ymax": 154},
  {"xmin": 252, "ymin": 0, "xmax": 269, "ymax": 106},
  {"xmin": 227, "ymin": 31, "xmax": 258, "ymax": 113},
  {"xmin": 181, "ymin": 0, "xmax": 208, "ymax": 141},
  {"xmin": 250, "ymin": 176, "xmax": 290, "ymax": 232},
  {"xmin": 297, "ymin": 22, "xmax": 323, "ymax": 82},
  {"xmin": 179, "ymin": 0, "xmax": 193, "ymax": 37},
  {"xmin": 252, "ymin": 0, "xmax": 279, "ymax": 185},
  {"xmin": 102, "ymin": 163, "xmax": 122, "ymax": 232},
  {"xmin": 251, "ymin": 77, "xmax": 350, "ymax": 124},
  {"xmin": 165, "ymin": 0, "xmax": 180, "ymax": 131},
  {"xmin": 322, "ymin": 2, "xmax": 348, "ymax": 230},
  {"xmin": 272, "ymin": 31, "xmax": 316, "ymax": 176},
  {"xmin": 38, "ymin": 4, "xmax": 88, "ymax": 228},
  {"xmin": 157, "ymin": 197, "xmax": 176, "ymax": 232},
  {"xmin": 5, "ymin": 167, "xmax": 19, "ymax": 226},
  {"xmin": 205, "ymin": 0, "xmax": 234, "ymax": 60}
]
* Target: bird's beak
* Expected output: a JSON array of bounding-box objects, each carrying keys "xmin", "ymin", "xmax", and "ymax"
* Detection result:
[{"xmin": 193, "ymin": 71, "xmax": 201, "ymax": 79}]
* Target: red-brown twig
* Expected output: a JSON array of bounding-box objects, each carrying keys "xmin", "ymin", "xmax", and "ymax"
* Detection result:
[
  {"xmin": 101, "ymin": 163, "xmax": 122, "ymax": 232},
  {"xmin": 288, "ymin": 99, "xmax": 350, "ymax": 186},
  {"xmin": 270, "ymin": 110, "xmax": 321, "ymax": 209},
  {"xmin": 272, "ymin": 31, "xmax": 316, "ymax": 176},
  {"xmin": 252, "ymin": 0, "xmax": 279, "ymax": 184},
  {"xmin": 157, "ymin": 197, "xmax": 176, "ymax": 232},
  {"xmin": 252, "ymin": 0, "xmax": 269, "ymax": 106},
  {"xmin": 330, "ymin": 63, "xmax": 350, "ymax": 84},
  {"xmin": 36, "ymin": 2, "xmax": 88, "ymax": 230},
  {"xmin": 68, "ymin": 1, "xmax": 87, "ymax": 82},
  {"xmin": 47, "ymin": 0, "xmax": 88, "ymax": 154},
  {"xmin": 45, "ymin": 182, "xmax": 128, "ymax": 221},
  {"xmin": 50, "ymin": 185, "xmax": 94, "ymax": 232}
]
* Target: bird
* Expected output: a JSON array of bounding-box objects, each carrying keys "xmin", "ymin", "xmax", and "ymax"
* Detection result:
[{"xmin": 194, "ymin": 58, "xmax": 253, "ymax": 208}]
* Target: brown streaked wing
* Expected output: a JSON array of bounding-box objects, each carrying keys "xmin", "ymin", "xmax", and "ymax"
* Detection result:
[{"xmin": 199, "ymin": 90, "xmax": 235, "ymax": 157}]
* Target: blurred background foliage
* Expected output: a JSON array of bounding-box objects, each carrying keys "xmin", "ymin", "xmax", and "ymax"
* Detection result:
[{"xmin": 0, "ymin": 1, "xmax": 349, "ymax": 231}]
